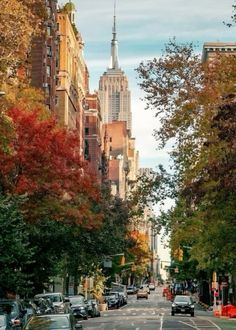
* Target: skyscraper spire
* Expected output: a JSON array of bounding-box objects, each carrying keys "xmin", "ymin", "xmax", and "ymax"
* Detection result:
[{"xmin": 110, "ymin": 0, "xmax": 119, "ymax": 69}]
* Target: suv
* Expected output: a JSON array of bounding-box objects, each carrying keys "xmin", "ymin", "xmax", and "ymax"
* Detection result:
[
  {"xmin": 0, "ymin": 299, "xmax": 27, "ymax": 329},
  {"xmin": 34, "ymin": 293, "xmax": 70, "ymax": 314},
  {"xmin": 171, "ymin": 295, "xmax": 195, "ymax": 317}
]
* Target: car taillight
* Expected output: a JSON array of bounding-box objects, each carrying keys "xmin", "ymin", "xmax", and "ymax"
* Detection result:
[{"xmin": 12, "ymin": 319, "xmax": 21, "ymax": 326}]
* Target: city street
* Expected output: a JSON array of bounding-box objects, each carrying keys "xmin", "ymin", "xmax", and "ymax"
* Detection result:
[{"xmin": 80, "ymin": 288, "xmax": 236, "ymax": 330}]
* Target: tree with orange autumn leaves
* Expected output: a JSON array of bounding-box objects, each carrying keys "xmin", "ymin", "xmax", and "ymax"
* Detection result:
[
  {"xmin": 127, "ymin": 230, "xmax": 152, "ymax": 280},
  {"xmin": 0, "ymin": 0, "xmax": 45, "ymax": 84}
]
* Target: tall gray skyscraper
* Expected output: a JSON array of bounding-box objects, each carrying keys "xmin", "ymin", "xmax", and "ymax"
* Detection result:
[{"xmin": 98, "ymin": 2, "xmax": 132, "ymax": 132}]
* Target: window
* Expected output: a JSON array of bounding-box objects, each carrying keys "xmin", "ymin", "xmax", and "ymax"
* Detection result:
[
  {"xmin": 47, "ymin": 26, "xmax": 52, "ymax": 36},
  {"xmin": 47, "ymin": 7, "xmax": 52, "ymax": 18},
  {"xmin": 47, "ymin": 46, "xmax": 52, "ymax": 57},
  {"xmin": 46, "ymin": 65, "xmax": 51, "ymax": 77},
  {"xmin": 85, "ymin": 127, "xmax": 89, "ymax": 135},
  {"xmin": 45, "ymin": 85, "xmax": 51, "ymax": 96}
]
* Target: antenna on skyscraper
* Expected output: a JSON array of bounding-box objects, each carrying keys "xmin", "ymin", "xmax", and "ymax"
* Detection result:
[{"xmin": 110, "ymin": 0, "xmax": 119, "ymax": 69}]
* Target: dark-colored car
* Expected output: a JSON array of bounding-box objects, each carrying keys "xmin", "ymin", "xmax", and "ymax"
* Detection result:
[
  {"xmin": 69, "ymin": 296, "xmax": 88, "ymax": 320},
  {"xmin": 115, "ymin": 291, "xmax": 127, "ymax": 305},
  {"xmin": 23, "ymin": 313, "xmax": 83, "ymax": 329},
  {"xmin": 171, "ymin": 295, "xmax": 195, "ymax": 317},
  {"xmin": 85, "ymin": 299, "xmax": 100, "ymax": 318},
  {"xmin": 34, "ymin": 293, "xmax": 70, "ymax": 314},
  {"xmin": 109, "ymin": 291, "xmax": 126, "ymax": 306},
  {"xmin": 104, "ymin": 294, "xmax": 120, "ymax": 309},
  {"xmin": 0, "ymin": 299, "xmax": 27, "ymax": 329}
]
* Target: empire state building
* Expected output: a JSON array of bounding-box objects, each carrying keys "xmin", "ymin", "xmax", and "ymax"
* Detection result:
[{"xmin": 98, "ymin": 4, "xmax": 132, "ymax": 132}]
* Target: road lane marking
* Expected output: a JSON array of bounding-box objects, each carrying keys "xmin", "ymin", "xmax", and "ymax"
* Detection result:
[
  {"xmin": 205, "ymin": 319, "xmax": 221, "ymax": 330},
  {"xmin": 179, "ymin": 320, "xmax": 199, "ymax": 329},
  {"xmin": 160, "ymin": 313, "xmax": 164, "ymax": 330}
]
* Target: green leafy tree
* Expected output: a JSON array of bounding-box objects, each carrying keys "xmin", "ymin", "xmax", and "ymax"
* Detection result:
[
  {"xmin": 136, "ymin": 38, "xmax": 236, "ymax": 302},
  {"xmin": 0, "ymin": 195, "xmax": 34, "ymax": 297}
]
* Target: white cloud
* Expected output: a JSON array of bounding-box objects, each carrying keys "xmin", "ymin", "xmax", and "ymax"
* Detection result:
[{"xmin": 59, "ymin": 0, "xmax": 236, "ymax": 172}]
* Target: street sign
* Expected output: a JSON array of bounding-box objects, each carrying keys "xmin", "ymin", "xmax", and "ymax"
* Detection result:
[{"xmin": 103, "ymin": 258, "xmax": 112, "ymax": 268}]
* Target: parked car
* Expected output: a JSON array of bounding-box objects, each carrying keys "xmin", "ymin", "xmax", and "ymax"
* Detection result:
[
  {"xmin": 104, "ymin": 294, "xmax": 120, "ymax": 309},
  {"xmin": 136, "ymin": 288, "xmax": 148, "ymax": 300},
  {"xmin": 29, "ymin": 298, "xmax": 54, "ymax": 316},
  {"xmin": 84, "ymin": 299, "xmax": 100, "ymax": 318},
  {"xmin": 0, "ymin": 299, "xmax": 27, "ymax": 329},
  {"xmin": 69, "ymin": 296, "xmax": 88, "ymax": 320},
  {"xmin": 171, "ymin": 295, "xmax": 195, "ymax": 317},
  {"xmin": 109, "ymin": 291, "xmax": 126, "ymax": 306},
  {"xmin": 23, "ymin": 313, "xmax": 83, "ymax": 329},
  {"xmin": 0, "ymin": 314, "xmax": 10, "ymax": 330},
  {"xmin": 116, "ymin": 291, "xmax": 127, "ymax": 305},
  {"xmin": 34, "ymin": 293, "xmax": 70, "ymax": 314},
  {"xmin": 127, "ymin": 285, "xmax": 137, "ymax": 295}
]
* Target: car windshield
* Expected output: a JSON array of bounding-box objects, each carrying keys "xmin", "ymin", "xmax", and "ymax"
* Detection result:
[
  {"xmin": 25, "ymin": 316, "xmax": 69, "ymax": 329},
  {"xmin": 69, "ymin": 297, "xmax": 84, "ymax": 305},
  {"xmin": 40, "ymin": 295, "xmax": 62, "ymax": 303},
  {"xmin": 106, "ymin": 295, "xmax": 116, "ymax": 299},
  {"xmin": 0, "ymin": 302, "xmax": 18, "ymax": 318},
  {"xmin": 174, "ymin": 296, "xmax": 191, "ymax": 303},
  {"xmin": 106, "ymin": 292, "xmax": 117, "ymax": 297}
]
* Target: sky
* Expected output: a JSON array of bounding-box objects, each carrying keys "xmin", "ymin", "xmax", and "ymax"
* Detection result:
[
  {"xmin": 58, "ymin": 0, "xmax": 236, "ymax": 263},
  {"xmin": 58, "ymin": 0, "xmax": 236, "ymax": 171}
]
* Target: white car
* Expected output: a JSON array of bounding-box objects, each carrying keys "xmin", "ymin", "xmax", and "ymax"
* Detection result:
[{"xmin": 149, "ymin": 283, "xmax": 155, "ymax": 290}]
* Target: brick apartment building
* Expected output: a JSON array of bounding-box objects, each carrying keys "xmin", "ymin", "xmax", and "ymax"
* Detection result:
[{"xmin": 30, "ymin": 0, "xmax": 58, "ymax": 112}]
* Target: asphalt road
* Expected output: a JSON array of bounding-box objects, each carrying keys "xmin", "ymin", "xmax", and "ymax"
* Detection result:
[{"xmin": 81, "ymin": 287, "xmax": 236, "ymax": 330}]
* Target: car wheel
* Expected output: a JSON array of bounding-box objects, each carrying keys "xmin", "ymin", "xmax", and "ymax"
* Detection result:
[
  {"xmin": 191, "ymin": 312, "xmax": 194, "ymax": 317},
  {"xmin": 171, "ymin": 311, "xmax": 175, "ymax": 316},
  {"xmin": 146, "ymin": 297, "xmax": 148, "ymax": 299},
  {"xmin": 83, "ymin": 316, "xmax": 88, "ymax": 320}
]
